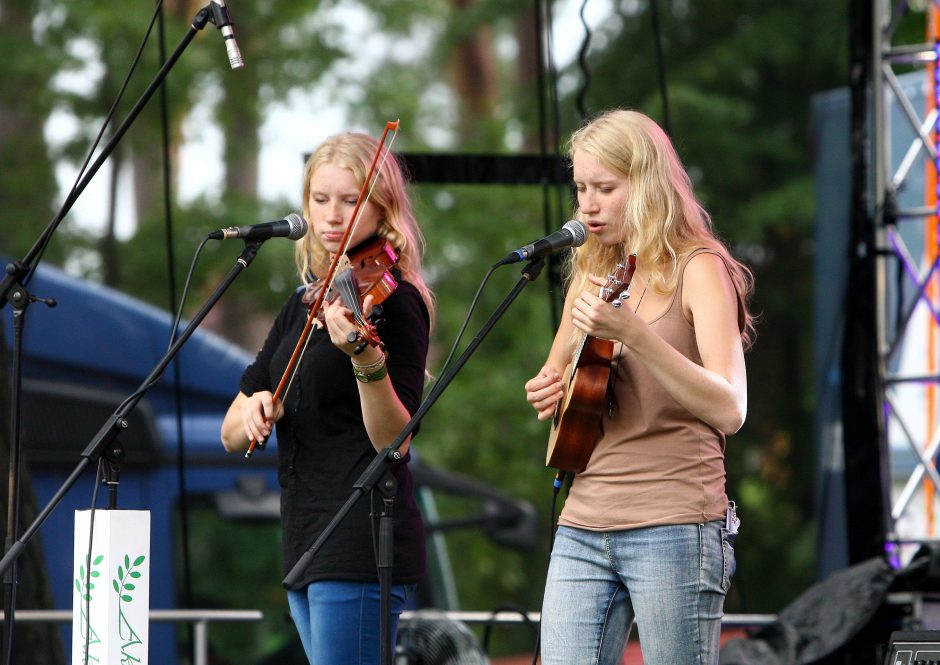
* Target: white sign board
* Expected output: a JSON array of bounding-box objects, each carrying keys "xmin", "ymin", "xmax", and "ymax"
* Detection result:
[{"xmin": 72, "ymin": 510, "xmax": 150, "ymax": 665}]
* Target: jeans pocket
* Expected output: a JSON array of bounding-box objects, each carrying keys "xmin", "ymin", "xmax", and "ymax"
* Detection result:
[{"xmin": 720, "ymin": 526, "xmax": 737, "ymax": 592}]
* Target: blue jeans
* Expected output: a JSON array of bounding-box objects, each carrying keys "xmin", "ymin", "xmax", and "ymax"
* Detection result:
[
  {"xmin": 540, "ymin": 522, "xmax": 735, "ymax": 665},
  {"xmin": 287, "ymin": 580, "xmax": 414, "ymax": 665}
]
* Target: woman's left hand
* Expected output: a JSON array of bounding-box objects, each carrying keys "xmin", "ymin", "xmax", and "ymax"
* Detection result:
[
  {"xmin": 570, "ymin": 274, "xmax": 644, "ymax": 346},
  {"xmin": 323, "ymin": 294, "xmax": 375, "ymax": 357}
]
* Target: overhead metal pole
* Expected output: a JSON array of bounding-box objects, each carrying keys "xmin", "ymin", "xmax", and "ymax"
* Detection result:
[{"xmin": 842, "ymin": 0, "xmax": 892, "ymax": 566}]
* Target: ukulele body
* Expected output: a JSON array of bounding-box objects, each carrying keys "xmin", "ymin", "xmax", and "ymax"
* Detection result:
[
  {"xmin": 545, "ymin": 337, "xmax": 614, "ymax": 472},
  {"xmin": 544, "ymin": 255, "xmax": 636, "ymax": 474}
]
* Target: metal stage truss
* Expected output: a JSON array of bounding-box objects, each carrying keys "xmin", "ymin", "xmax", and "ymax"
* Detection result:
[{"xmin": 870, "ymin": 0, "xmax": 940, "ymax": 561}]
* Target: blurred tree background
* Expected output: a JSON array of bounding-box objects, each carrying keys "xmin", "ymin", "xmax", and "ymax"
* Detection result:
[{"xmin": 0, "ymin": 0, "xmax": 853, "ymax": 661}]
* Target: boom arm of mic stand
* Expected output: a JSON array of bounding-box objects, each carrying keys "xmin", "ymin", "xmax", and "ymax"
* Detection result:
[
  {"xmin": 282, "ymin": 256, "xmax": 546, "ymax": 587},
  {"xmin": 0, "ymin": 3, "xmax": 222, "ymax": 311},
  {"xmin": 0, "ymin": 242, "xmax": 264, "ymax": 578}
]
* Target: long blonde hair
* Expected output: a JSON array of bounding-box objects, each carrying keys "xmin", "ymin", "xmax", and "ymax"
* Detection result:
[
  {"xmin": 295, "ymin": 132, "xmax": 435, "ymax": 325},
  {"xmin": 566, "ymin": 109, "xmax": 754, "ymax": 346}
]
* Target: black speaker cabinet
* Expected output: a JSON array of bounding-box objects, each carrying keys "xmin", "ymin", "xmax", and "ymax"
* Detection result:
[{"xmin": 885, "ymin": 631, "xmax": 940, "ymax": 665}]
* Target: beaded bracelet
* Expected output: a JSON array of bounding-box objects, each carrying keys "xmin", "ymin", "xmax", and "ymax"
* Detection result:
[{"xmin": 351, "ymin": 352, "xmax": 388, "ymax": 383}]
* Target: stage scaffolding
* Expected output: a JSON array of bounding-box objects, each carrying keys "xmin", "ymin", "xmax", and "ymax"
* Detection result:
[{"xmin": 866, "ymin": 0, "xmax": 940, "ymax": 563}]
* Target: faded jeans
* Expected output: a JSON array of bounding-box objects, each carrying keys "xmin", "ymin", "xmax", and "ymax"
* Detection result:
[
  {"xmin": 540, "ymin": 522, "xmax": 735, "ymax": 665},
  {"xmin": 287, "ymin": 580, "xmax": 414, "ymax": 665}
]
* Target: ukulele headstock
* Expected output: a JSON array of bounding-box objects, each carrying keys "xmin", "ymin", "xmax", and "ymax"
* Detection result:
[{"xmin": 601, "ymin": 254, "xmax": 637, "ymax": 308}]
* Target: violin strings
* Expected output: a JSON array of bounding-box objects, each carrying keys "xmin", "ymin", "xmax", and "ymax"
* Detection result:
[{"xmin": 335, "ymin": 270, "xmax": 366, "ymax": 324}]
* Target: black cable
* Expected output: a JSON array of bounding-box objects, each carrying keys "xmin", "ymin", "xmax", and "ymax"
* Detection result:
[
  {"xmin": 543, "ymin": 0, "xmax": 569, "ymax": 329},
  {"xmin": 542, "ymin": 1, "xmax": 562, "ymax": 154},
  {"xmin": 154, "ymin": 1, "xmax": 196, "ymax": 639},
  {"xmin": 93, "ymin": 237, "xmax": 209, "ymax": 451},
  {"xmin": 527, "ymin": 6, "xmax": 570, "ymax": 663},
  {"xmin": 533, "ymin": 0, "xmax": 549, "ymax": 162},
  {"xmin": 648, "ymin": 0, "xmax": 671, "ymax": 136},
  {"xmin": 26, "ymin": 1, "xmax": 165, "ymax": 290},
  {"xmin": 167, "ymin": 238, "xmax": 211, "ymax": 350},
  {"xmin": 81, "ymin": 459, "xmax": 105, "ymax": 665},
  {"xmin": 575, "ymin": 0, "xmax": 592, "ymax": 121},
  {"xmin": 533, "ymin": 0, "xmax": 566, "ymax": 331},
  {"xmin": 430, "ymin": 264, "xmax": 499, "ymax": 381},
  {"xmin": 481, "ymin": 602, "xmax": 538, "ymax": 655},
  {"xmin": 528, "ymin": 470, "xmax": 568, "ymax": 665}
]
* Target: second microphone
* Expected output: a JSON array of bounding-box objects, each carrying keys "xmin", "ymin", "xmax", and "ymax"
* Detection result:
[
  {"xmin": 497, "ymin": 219, "xmax": 588, "ymax": 266},
  {"xmin": 208, "ymin": 213, "xmax": 308, "ymax": 242}
]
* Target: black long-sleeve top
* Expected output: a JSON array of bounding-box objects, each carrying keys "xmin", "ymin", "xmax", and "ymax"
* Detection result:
[{"xmin": 240, "ymin": 277, "xmax": 429, "ymax": 590}]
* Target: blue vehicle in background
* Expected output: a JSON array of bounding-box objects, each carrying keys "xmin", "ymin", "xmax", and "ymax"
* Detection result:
[{"xmin": 2, "ymin": 258, "xmax": 536, "ymax": 664}]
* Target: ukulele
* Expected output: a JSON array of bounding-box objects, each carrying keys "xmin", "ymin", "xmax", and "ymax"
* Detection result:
[{"xmin": 546, "ymin": 255, "xmax": 637, "ymax": 472}]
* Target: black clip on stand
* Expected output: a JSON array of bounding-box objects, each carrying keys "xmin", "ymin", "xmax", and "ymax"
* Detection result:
[
  {"xmin": 0, "ymin": 6, "xmax": 238, "ymax": 664},
  {"xmin": 282, "ymin": 256, "xmax": 547, "ymax": 665},
  {"xmin": 102, "ymin": 441, "xmax": 125, "ymax": 511}
]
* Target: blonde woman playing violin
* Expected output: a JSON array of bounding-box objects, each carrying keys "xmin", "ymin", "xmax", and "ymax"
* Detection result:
[{"xmin": 221, "ymin": 132, "xmax": 434, "ymax": 665}]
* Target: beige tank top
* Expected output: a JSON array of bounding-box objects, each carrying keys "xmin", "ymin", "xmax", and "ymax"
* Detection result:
[{"xmin": 558, "ymin": 249, "xmax": 730, "ymax": 531}]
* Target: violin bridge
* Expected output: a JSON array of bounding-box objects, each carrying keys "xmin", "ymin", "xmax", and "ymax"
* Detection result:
[{"xmin": 335, "ymin": 254, "xmax": 353, "ymax": 272}]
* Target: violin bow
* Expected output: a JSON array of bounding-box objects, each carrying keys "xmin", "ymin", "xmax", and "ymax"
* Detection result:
[{"xmin": 245, "ymin": 120, "xmax": 401, "ymax": 459}]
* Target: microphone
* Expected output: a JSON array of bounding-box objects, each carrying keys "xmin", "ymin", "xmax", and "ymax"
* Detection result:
[
  {"xmin": 209, "ymin": 213, "xmax": 308, "ymax": 241},
  {"xmin": 208, "ymin": 0, "xmax": 245, "ymax": 70},
  {"xmin": 497, "ymin": 220, "xmax": 588, "ymax": 266}
]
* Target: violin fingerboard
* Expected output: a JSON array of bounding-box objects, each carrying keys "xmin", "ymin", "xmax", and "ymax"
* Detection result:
[{"xmin": 334, "ymin": 270, "xmax": 365, "ymax": 320}]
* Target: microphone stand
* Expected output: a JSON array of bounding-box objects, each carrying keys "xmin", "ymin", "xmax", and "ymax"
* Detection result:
[
  {"xmin": 0, "ymin": 241, "xmax": 265, "ymax": 662},
  {"xmin": 2, "ymin": 286, "xmax": 56, "ymax": 665},
  {"xmin": 0, "ymin": 6, "xmax": 236, "ymax": 663},
  {"xmin": 282, "ymin": 257, "xmax": 547, "ymax": 665},
  {"xmin": 1, "ymin": 2, "xmax": 230, "ymax": 312}
]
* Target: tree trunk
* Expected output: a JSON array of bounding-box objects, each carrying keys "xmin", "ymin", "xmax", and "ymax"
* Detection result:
[
  {"xmin": 450, "ymin": 0, "xmax": 500, "ymax": 144},
  {"xmin": 0, "ymin": 0, "xmax": 59, "ymax": 255}
]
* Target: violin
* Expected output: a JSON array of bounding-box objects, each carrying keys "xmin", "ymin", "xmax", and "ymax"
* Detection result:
[
  {"xmin": 302, "ymin": 236, "xmax": 399, "ymax": 353},
  {"xmin": 244, "ymin": 120, "xmax": 401, "ymax": 458}
]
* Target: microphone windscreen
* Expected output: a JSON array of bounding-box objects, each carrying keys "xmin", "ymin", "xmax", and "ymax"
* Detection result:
[{"xmin": 285, "ymin": 213, "xmax": 308, "ymax": 240}]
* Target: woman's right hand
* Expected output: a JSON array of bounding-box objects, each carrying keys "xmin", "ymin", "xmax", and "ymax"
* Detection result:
[
  {"xmin": 239, "ymin": 390, "xmax": 285, "ymax": 444},
  {"xmin": 525, "ymin": 366, "xmax": 564, "ymax": 421}
]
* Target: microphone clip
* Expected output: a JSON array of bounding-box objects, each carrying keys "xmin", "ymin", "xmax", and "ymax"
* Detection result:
[{"xmin": 206, "ymin": 1, "xmax": 234, "ymax": 30}]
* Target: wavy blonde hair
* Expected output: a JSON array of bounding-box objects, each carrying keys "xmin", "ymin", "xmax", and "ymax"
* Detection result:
[
  {"xmin": 566, "ymin": 109, "xmax": 754, "ymax": 347},
  {"xmin": 295, "ymin": 132, "xmax": 435, "ymax": 326}
]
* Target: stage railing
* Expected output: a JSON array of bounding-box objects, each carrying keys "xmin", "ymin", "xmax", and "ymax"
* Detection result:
[
  {"xmin": 0, "ymin": 608, "xmax": 263, "ymax": 665},
  {"xmin": 400, "ymin": 610, "xmax": 777, "ymax": 626}
]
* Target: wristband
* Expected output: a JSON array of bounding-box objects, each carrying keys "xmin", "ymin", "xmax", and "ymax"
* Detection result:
[{"xmin": 351, "ymin": 353, "xmax": 388, "ymax": 383}]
